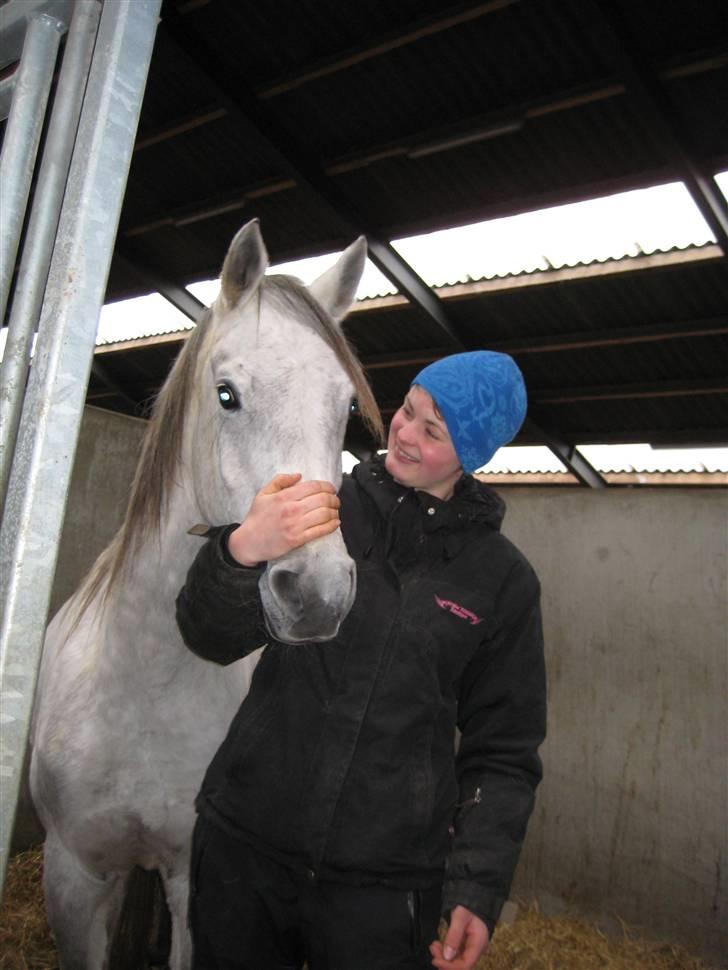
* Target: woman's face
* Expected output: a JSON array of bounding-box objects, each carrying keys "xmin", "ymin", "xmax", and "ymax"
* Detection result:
[{"xmin": 385, "ymin": 385, "xmax": 462, "ymax": 500}]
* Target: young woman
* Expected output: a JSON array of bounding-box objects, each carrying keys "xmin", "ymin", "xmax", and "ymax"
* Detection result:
[{"xmin": 176, "ymin": 351, "xmax": 546, "ymax": 970}]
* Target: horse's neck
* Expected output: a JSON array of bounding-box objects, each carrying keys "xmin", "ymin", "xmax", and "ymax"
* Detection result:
[
  {"xmin": 105, "ymin": 482, "xmax": 213, "ymax": 648},
  {"xmin": 144, "ymin": 486, "xmax": 202, "ymax": 585}
]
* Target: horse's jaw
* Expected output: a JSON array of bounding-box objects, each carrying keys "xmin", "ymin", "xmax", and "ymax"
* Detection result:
[{"xmin": 258, "ymin": 532, "xmax": 356, "ymax": 644}]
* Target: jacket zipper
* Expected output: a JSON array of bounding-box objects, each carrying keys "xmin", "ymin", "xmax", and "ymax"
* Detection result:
[
  {"xmin": 407, "ymin": 889, "xmax": 421, "ymax": 948},
  {"xmin": 450, "ymin": 786, "xmax": 482, "ymax": 839},
  {"xmin": 456, "ymin": 786, "xmax": 482, "ymax": 812}
]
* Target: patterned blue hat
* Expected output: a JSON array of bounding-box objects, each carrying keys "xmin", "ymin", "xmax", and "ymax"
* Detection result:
[{"xmin": 413, "ymin": 351, "xmax": 527, "ymax": 472}]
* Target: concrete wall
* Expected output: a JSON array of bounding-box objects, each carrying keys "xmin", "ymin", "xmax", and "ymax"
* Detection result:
[
  {"xmin": 48, "ymin": 405, "xmax": 146, "ymax": 621},
  {"xmin": 498, "ymin": 487, "xmax": 727, "ymax": 966}
]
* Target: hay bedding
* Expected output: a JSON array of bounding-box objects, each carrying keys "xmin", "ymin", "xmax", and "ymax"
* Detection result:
[
  {"xmin": 1, "ymin": 850, "xmax": 55, "ymax": 970},
  {"xmin": 0, "ymin": 849, "xmax": 719, "ymax": 970}
]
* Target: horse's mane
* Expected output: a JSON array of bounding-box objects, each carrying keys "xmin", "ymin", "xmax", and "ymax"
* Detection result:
[{"xmin": 74, "ymin": 277, "xmax": 383, "ymax": 620}]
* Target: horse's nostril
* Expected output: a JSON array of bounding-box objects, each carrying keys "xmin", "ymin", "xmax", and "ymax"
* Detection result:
[{"xmin": 269, "ymin": 567, "xmax": 300, "ymax": 606}]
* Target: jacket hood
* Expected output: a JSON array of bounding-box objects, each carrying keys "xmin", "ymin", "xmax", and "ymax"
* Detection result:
[{"xmin": 352, "ymin": 455, "xmax": 506, "ymax": 532}]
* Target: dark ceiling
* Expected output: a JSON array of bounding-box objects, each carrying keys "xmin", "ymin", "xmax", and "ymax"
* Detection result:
[{"xmin": 17, "ymin": 1, "xmax": 728, "ymax": 481}]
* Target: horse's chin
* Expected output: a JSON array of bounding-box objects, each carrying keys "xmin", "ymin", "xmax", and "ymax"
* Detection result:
[
  {"xmin": 261, "ymin": 595, "xmax": 352, "ymax": 644},
  {"xmin": 264, "ymin": 616, "xmax": 344, "ymax": 645}
]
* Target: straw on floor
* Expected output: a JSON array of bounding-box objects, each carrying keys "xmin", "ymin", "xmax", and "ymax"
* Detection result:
[{"xmin": 0, "ymin": 848, "xmax": 719, "ymax": 970}]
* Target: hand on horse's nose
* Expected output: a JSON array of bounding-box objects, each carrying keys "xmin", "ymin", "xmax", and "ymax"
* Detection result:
[{"xmin": 228, "ymin": 473, "xmax": 340, "ymax": 565}]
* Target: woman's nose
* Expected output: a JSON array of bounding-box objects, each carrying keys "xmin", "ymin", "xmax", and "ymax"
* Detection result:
[{"xmin": 398, "ymin": 424, "xmax": 417, "ymax": 446}]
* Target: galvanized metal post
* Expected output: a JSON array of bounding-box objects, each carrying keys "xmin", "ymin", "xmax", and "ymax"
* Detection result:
[
  {"xmin": 0, "ymin": 0, "xmax": 102, "ymax": 515},
  {"xmin": 0, "ymin": 0, "xmax": 162, "ymax": 890},
  {"xmin": 0, "ymin": 11, "xmax": 65, "ymax": 321}
]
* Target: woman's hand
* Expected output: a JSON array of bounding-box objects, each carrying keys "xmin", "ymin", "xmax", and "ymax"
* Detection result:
[
  {"xmin": 227, "ymin": 473, "xmax": 341, "ymax": 566},
  {"xmin": 430, "ymin": 906, "xmax": 489, "ymax": 970}
]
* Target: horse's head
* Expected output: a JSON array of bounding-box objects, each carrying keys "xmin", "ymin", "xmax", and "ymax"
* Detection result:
[{"xmin": 188, "ymin": 219, "xmax": 381, "ymax": 643}]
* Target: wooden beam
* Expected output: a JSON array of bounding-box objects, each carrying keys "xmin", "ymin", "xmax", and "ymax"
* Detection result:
[
  {"xmin": 357, "ymin": 316, "xmax": 728, "ymax": 370},
  {"xmin": 255, "ymin": 0, "xmax": 520, "ymax": 99},
  {"xmin": 134, "ymin": 105, "xmax": 227, "ymax": 151},
  {"xmin": 535, "ymin": 378, "xmax": 728, "ymax": 405}
]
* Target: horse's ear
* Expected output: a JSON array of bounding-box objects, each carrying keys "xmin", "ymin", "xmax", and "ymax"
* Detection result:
[
  {"xmin": 309, "ymin": 236, "xmax": 367, "ymax": 323},
  {"xmin": 220, "ymin": 219, "xmax": 269, "ymax": 309}
]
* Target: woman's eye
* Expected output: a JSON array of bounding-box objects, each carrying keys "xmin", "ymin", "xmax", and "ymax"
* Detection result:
[{"xmin": 216, "ymin": 383, "xmax": 240, "ymax": 410}]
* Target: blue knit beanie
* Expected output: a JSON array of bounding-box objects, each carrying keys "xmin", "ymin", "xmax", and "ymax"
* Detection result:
[{"xmin": 412, "ymin": 351, "xmax": 527, "ymax": 472}]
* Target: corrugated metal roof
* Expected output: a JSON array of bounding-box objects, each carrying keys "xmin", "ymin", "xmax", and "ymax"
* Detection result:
[
  {"xmin": 96, "ymin": 241, "xmax": 723, "ymax": 346},
  {"xmin": 478, "ymin": 443, "xmax": 728, "ymax": 475},
  {"xmin": 6, "ymin": 0, "xmax": 728, "ymax": 459}
]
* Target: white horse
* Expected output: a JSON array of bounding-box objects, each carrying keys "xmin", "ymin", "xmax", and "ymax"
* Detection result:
[{"xmin": 29, "ymin": 219, "xmax": 382, "ymax": 970}]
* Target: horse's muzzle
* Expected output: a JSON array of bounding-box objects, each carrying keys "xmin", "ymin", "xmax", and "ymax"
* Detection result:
[{"xmin": 260, "ymin": 545, "xmax": 356, "ymax": 644}]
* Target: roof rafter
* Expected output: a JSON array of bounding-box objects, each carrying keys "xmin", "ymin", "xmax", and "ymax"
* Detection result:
[{"xmin": 114, "ymin": 248, "xmax": 206, "ymax": 321}]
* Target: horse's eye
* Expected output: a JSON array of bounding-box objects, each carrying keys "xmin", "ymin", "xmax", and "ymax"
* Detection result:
[
  {"xmin": 350, "ymin": 398, "xmax": 359, "ymax": 415},
  {"xmin": 216, "ymin": 383, "xmax": 239, "ymax": 410}
]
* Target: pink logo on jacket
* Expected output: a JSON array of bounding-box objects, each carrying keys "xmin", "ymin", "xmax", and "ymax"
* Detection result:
[{"xmin": 434, "ymin": 595, "xmax": 483, "ymax": 626}]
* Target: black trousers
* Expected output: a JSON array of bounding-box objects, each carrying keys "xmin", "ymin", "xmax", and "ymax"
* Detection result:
[{"xmin": 189, "ymin": 816, "xmax": 442, "ymax": 970}]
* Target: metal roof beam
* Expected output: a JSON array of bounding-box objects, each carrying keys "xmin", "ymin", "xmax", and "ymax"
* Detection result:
[
  {"xmin": 113, "ymin": 249, "xmax": 206, "ymax": 321},
  {"xmin": 521, "ymin": 423, "xmax": 608, "ymax": 488},
  {"xmin": 586, "ymin": 0, "xmax": 728, "ymax": 254}
]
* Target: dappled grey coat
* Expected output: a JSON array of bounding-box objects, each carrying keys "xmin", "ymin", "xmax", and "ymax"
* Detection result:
[{"xmin": 176, "ymin": 457, "xmax": 546, "ymax": 931}]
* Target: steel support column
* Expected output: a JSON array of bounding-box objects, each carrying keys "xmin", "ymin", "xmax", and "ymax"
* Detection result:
[
  {"xmin": 0, "ymin": 0, "xmax": 102, "ymax": 514},
  {"xmin": 0, "ymin": 11, "xmax": 65, "ymax": 321},
  {"xmin": 0, "ymin": 0, "xmax": 162, "ymax": 890}
]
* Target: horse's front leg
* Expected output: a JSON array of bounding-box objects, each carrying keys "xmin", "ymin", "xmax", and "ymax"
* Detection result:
[
  {"xmin": 43, "ymin": 828, "xmax": 127, "ymax": 970},
  {"xmin": 163, "ymin": 861, "xmax": 193, "ymax": 970}
]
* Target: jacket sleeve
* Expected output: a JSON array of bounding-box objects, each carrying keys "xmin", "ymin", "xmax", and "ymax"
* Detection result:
[
  {"xmin": 442, "ymin": 554, "xmax": 546, "ymax": 932},
  {"xmin": 175, "ymin": 525, "xmax": 270, "ymax": 665}
]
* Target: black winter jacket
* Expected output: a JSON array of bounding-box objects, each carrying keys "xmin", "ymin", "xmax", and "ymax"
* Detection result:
[{"xmin": 176, "ymin": 458, "xmax": 546, "ymax": 930}]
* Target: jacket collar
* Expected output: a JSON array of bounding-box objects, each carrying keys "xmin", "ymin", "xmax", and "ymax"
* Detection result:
[{"xmin": 352, "ymin": 455, "xmax": 505, "ymax": 533}]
